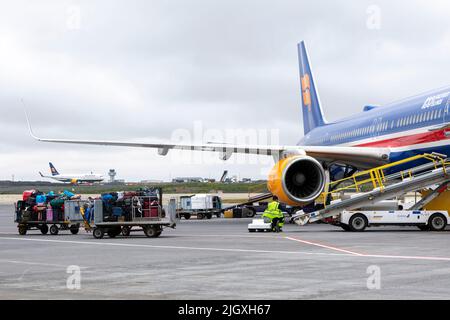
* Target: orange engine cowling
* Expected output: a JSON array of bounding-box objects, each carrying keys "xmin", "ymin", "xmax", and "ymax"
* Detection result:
[
  {"xmin": 70, "ymin": 178, "xmax": 78, "ymax": 184},
  {"xmin": 267, "ymin": 156, "xmax": 326, "ymax": 206}
]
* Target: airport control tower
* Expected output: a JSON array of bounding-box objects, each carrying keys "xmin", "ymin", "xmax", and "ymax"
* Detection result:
[{"xmin": 108, "ymin": 169, "xmax": 116, "ymax": 183}]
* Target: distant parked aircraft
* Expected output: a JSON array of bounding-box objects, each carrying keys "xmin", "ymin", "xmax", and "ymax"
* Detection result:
[{"xmin": 39, "ymin": 162, "xmax": 104, "ymax": 184}]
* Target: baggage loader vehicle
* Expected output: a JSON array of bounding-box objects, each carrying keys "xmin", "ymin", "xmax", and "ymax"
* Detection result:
[{"xmin": 338, "ymin": 209, "xmax": 449, "ymax": 232}]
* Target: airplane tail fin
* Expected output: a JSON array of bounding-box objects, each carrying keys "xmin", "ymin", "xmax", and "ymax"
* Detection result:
[
  {"xmin": 49, "ymin": 162, "xmax": 59, "ymax": 176},
  {"xmin": 297, "ymin": 41, "xmax": 326, "ymax": 134}
]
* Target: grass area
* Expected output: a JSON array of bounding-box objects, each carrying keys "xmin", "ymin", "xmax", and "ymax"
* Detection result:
[{"xmin": 0, "ymin": 181, "xmax": 268, "ymax": 195}]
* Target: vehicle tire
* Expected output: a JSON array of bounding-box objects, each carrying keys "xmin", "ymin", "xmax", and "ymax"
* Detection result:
[
  {"xmin": 206, "ymin": 213, "xmax": 212, "ymax": 219},
  {"xmin": 340, "ymin": 224, "xmax": 351, "ymax": 232},
  {"xmin": 249, "ymin": 229, "xmax": 256, "ymax": 232},
  {"xmin": 417, "ymin": 225, "xmax": 430, "ymax": 231},
  {"xmin": 216, "ymin": 212, "xmax": 222, "ymax": 218},
  {"xmin": 93, "ymin": 227, "xmax": 104, "ymax": 239},
  {"xmin": 197, "ymin": 213, "xmax": 204, "ymax": 220},
  {"xmin": 50, "ymin": 224, "xmax": 59, "ymax": 235},
  {"xmin": 40, "ymin": 224, "xmax": 49, "ymax": 235},
  {"xmin": 428, "ymin": 213, "xmax": 447, "ymax": 231},
  {"xmin": 184, "ymin": 213, "xmax": 191, "ymax": 220},
  {"xmin": 246, "ymin": 208, "xmax": 256, "ymax": 218},
  {"xmin": 348, "ymin": 214, "xmax": 368, "ymax": 232},
  {"xmin": 70, "ymin": 225, "xmax": 79, "ymax": 235},
  {"xmin": 143, "ymin": 226, "xmax": 158, "ymax": 238},
  {"xmin": 122, "ymin": 226, "xmax": 131, "ymax": 236},
  {"xmin": 18, "ymin": 225, "xmax": 27, "ymax": 235}
]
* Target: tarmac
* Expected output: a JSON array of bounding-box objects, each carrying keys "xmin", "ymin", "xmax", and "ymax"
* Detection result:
[{"xmin": 1, "ymin": 203, "xmax": 450, "ymax": 300}]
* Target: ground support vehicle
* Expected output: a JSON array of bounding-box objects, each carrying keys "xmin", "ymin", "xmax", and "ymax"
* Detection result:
[
  {"xmin": 90, "ymin": 196, "xmax": 177, "ymax": 239},
  {"xmin": 338, "ymin": 209, "xmax": 449, "ymax": 232},
  {"xmin": 177, "ymin": 194, "xmax": 222, "ymax": 219},
  {"xmin": 14, "ymin": 199, "xmax": 85, "ymax": 235}
]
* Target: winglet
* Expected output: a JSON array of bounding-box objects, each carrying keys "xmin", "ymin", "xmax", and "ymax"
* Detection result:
[
  {"xmin": 39, "ymin": 171, "xmax": 44, "ymax": 177},
  {"xmin": 22, "ymin": 100, "xmax": 40, "ymax": 141}
]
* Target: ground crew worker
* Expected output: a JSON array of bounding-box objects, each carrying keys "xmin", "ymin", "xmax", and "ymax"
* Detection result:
[{"xmin": 262, "ymin": 196, "xmax": 285, "ymax": 232}]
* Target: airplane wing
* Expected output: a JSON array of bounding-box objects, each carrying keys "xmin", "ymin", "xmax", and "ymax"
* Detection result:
[{"xmin": 25, "ymin": 112, "xmax": 390, "ymax": 169}]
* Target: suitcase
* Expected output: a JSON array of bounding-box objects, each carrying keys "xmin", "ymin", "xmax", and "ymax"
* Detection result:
[{"xmin": 46, "ymin": 207, "xmax": 53, "ymax": 222}]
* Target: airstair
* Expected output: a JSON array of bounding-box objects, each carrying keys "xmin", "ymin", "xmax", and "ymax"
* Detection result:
[{"xmin": 291, "ymin": 152, "xmax": 450, "ymax": 226}]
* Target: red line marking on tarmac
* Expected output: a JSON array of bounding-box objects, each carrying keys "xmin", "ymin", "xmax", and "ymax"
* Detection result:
[
  {"xmin": 284, "ymin": 236, "xmax": 365, "ymax": 256},
  {"xmin": 285, "ymin": 236, "xmax": 450, "ymax": 262}
]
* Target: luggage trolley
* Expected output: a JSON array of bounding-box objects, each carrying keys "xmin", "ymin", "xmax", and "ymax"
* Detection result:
[
  {"xmin": 90, "ymin": 189, "xmax": 177, "ymax": 239},
  {"xmin": 14, "ymin": 199, "xmax": 86, "ymax": 235}
]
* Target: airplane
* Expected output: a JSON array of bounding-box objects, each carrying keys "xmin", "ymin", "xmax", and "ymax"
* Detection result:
[
  {"xmin": 39, "ymin": 162, "xmax": 104, "ymax": 184},
  {"xmin": 25, "ymin": 41, "xmax": 450, "ymax": 207}
]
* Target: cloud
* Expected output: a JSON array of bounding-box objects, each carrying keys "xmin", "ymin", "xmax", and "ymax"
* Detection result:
[{"xmin": 0, "ymin": 0, "xmax": 449, "ymax": 180}]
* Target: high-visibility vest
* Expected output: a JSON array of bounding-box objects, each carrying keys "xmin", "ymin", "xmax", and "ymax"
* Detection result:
[
  {"xmin": 267, "ymin": 201, "xmax": 279, "ymax": 212},
  {"xmin": 264, "ymin": 201, "xmax": 283, "ymax": 219}
]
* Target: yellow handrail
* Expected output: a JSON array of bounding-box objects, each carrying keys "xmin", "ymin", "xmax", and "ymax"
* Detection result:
[{"xmin": 323, "ymin": 153, "xmax": 449, "ymax": 208}]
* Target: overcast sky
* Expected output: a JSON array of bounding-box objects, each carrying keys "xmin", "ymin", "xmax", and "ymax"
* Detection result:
[{"xmin": 1, "ymin": 0, "xmax": 450, "ymax": 181}]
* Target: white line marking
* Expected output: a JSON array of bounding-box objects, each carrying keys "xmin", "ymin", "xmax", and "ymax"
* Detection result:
[
  {"xmin": 284, "ymin": 236, "xmax": 450, "ymax": 262},
  {"xmin": 0, "ymin": 236, "xmax": 351, "ymax": 258},
  {"xmin": 285, "ymin": 236, "xmax": 364, "ymax": 256},
  {"xmin": 0, "ymin": 259, "xmax": 87, "ymax": 268}
]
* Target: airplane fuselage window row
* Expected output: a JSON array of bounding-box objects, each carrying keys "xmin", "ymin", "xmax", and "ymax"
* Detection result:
[{"xmin": 320, "ymin": 107, "xmax": 444, "ymax": 145}]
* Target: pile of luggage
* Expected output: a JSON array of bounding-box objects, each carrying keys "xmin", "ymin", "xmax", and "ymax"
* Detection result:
[
  {"xmin": 99, "ymin": 187, "xmax": 162, "ymax": 222},
  {"xmin": 15, "ymin": 189, "xmax": 81, "ymax": 223}
]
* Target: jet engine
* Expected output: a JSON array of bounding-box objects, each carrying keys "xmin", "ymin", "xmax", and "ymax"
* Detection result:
[{"xmin": 267, "ymin": 156, "xmax": 326, "ymax": 206}]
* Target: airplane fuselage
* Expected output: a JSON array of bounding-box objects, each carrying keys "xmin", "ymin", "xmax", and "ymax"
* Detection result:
[{"xmin": 298, "ymin": 87, "xmax": 450, "ymax": 167}]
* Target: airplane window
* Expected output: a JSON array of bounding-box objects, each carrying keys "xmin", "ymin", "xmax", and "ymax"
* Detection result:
[{"xmin": 438, "ymin": 109, "xmax": 442, "ymax": 118}]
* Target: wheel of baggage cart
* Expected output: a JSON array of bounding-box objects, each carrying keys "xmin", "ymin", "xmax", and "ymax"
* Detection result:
[
  {"xmin": 428, "ymin": 213, "xmax": 447, "ymax": 231},
  {"xmin": 107, "ymin": 227, "xmax": 121, "ymax": 238},
  {"xmin": 122, "ymin": 226, "xmax": 131, "ymax": 236},
  {"xmin": 216, "ymin": 212, "xmax": 221, "ymax": 218},
  {"xmin": 18, "ymin": 225, "xmax": 27, "ymax": 235},
  {"xmin": 197, "ymin": 213, "xmax": 204, "ymax": 220},
  {"xmin": 40, "ymin": 224, "xmax": 49, "ymax": 235},
  {"xmin": 348, "ymin": 214, "xmax": 368, "ymax": 232},
  {"xmin": 248, "ymin": 229, "xmax": 256, "ymax": 232},
  {"xmin": 93, "ymin": 227, "xmax": 104, "ymax": 239},
  {"xmin": 50, "ymin": 224, "xmax": 59, "ymax": 235},
  {"xmin": 206, "ymin": 213, "xmax": 212, "ymax": 219},
  {"xmin": 70, "ymin": 225, "xmax": 80, "ymax": 235},
  {"xmin": 417, "ymin": 225, "xmax": 430, "ymax": 231},
  {"xmin": 143, "ymin": 226, "xmax": 161, "ymax": 238},
  {"xmin": 184, "ymin": 213, "xmax": 191, "ymax": 220}
]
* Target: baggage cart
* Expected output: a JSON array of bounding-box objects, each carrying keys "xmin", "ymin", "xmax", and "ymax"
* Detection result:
[
  {"xmin": 90, "ymin": 191, "xmax": 177, "ymax": 239},
  {"xmin": 14, "ymin": 199, "xmax": 86, "ymax": 235}
]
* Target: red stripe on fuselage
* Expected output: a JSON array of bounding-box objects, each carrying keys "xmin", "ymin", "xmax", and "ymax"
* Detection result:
[{"xmin": 355, "ymin": 128, "xmax": 450, "ymax": 148}]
